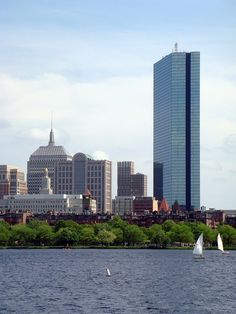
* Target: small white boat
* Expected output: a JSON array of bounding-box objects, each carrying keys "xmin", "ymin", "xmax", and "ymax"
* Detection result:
[
  {"xmin": 193, "ymin": 233, "xmax": 205, "ymax": 259},
  {"xmin": 106, "ymin": 268, "xmax": 111, "ymax": 277},
  {"xmin": 217, "ymin": 233, "xmax": 230, "ymax": 255}
]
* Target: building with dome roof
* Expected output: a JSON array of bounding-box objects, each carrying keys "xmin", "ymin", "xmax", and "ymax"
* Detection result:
[
  {"xmin": 27, "ymin": 128, "xmax": 72, "ymax": 194},
  {"xmin": 27, "ymin": 129, "xmax": 112, "ymax": 214}
]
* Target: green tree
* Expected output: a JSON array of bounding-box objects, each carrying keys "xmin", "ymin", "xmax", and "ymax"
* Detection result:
[
  {"xmin": 108, "ymin": 216, "xmax": 128, "ymax": 231},
  {"xmin": 124, "ymin": 224, "xmax": 147, "ymax": 246},
  {"xmin": 35, "ymin": 225, "xmax": 55, "ymax": 245},
  {"xmin": 178, "ymin": 229, "xmax": 194, "ymax": 244},
  {"xmin": 97, "ymin": 229, "xmax": 116, "ymax": 246},
  {"xmin": 111, "ymin": 227, "xmax": 124, "ymax": 244},
  {"xmin": 0, "ymin": 221, "xmax": 11, "ymax": 230},
  {"xmin": 27, "ymin": 219, "xmax": 48, "ymax": 230},
  {"xmin": 167, "ymin": 223, "xmax": 194, "ymax": 244},
  {"xmin": 11, "ymin": 225, "xmax": 36, "ymax": 245},
  {"xmin": 55, "ymin": 227, "xmax": 79, "ymax": 245},
  {"xmin": 79, "ymin": 226, "xmax": 96, "ymax": 245},
  {"xmin": 162, "ymin": 220, "xmax": 176, "ymax": 232},
  {"xmin": 94, "ymin": 222, "xmax": 111, "ymax": 234},
  {"xmin": 191, "ymin": 223, "xmax": 216, "ymax": 245},
  {"xmin": 148, "ymin": 224, "xmax": 170, "ymax": 247},
  {"xmin": 0, "ymin": 223, "xmax": 10, "ymax": 246},
  {"xmin": 178, "ymin": 223, "xmax": 194, "ymax": 244},
  {"xmin": 54, "ymin": 220, "xmax": 81, "ymax": 232},
  {"xmin": 217, "ymin": 225, "xmax": 236, "ymax": 246}
]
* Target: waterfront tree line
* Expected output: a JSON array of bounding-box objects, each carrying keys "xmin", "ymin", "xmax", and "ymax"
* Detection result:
[{"xmin": 0, "ymin": 217, "xmax": 236, "ymax": 248}]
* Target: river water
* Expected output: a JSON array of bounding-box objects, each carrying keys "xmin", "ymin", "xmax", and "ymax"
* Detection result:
[{"xmin": 0, "ymin": 249, "xmax": 235, "ymax": 313}]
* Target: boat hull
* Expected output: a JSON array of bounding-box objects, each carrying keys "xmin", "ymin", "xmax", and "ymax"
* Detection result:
[
  {"xmin": 193, "ymin": 255, "xmax": 205, "ymax": 260},
  {"xmin": 222, "ymin": 251, "xmax": 230, "ymax": 255}
]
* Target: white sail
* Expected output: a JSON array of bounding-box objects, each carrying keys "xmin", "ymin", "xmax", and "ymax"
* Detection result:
[
  {"xmin": 193, "ymin": 233, "xmax": 203, "ymax": 256},
  {"xmin": 217, "ymin": 233, "xmax": 224, "ymax": 252},
  {"xmin": 106, "ymin": 268, "xmax": 111, "ymax": 277}
]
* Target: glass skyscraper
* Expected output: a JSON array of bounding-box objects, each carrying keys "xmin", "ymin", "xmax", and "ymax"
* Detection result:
[{"xmin": 153, "ymin": 49, "xmax": 200, "ymax": 210}]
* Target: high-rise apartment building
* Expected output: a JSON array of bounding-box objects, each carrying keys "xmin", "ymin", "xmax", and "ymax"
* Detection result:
[
  {"xmin": 117, "ymin": 161, "xmax": 134, "ymax": 196},
  {"xmin": 153, "ymin": 46, "xmax": 200, "ymax": 210},
  {"xmin": 0, "ymin": 165, "xmax": 27, "ymax": 199}
]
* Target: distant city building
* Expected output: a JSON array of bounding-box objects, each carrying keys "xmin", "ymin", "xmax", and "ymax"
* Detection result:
[
  {"xmin": 131, "ymin": 173, "xmax": 147, "ymax": 197},
  {"xmin": 117, "ymin": 161, "xmax": 147, "ymax": 197},
  {"xmin": 27, "ymin": 129, "xmax": 112, "ymax": 214},
  {"xmin": 2, "ymin": 168, "xmax": 93, "ymax": 214},
  {"xmin": 27, "ymin": 128, "xmax": 72, "ymax": 194},
  {"xmin": 0, "ymin": 165, "xmax": 27, "ymax": 199},
  {"xmin": 72, "ymin": 152, "xmax": 91, "ymax": 195},
  {"xmin": 56, "ymin": 153, "xmax": 112, "ymax": 213},
  {"xmin": 159, "ymin": 198, "xmax": 171, "ymax": 213},
  {"xmin": 3, "ymin": 194, "xmax": 83, "ymax": 214},
  {"xmin": 54, "ymin": 160, "xmax": 73, "ymax": 194},
  {"xmin": 153, "ymin": 45, "xmax": 200, "ymax": 210},
  {"xmin": 82, "ymin": 190, "xmax": 97, "ymax": 214},
  {"xmin": 117, "ymin": 161, "xmax": 134, "ymax": 196},
  {"xmin": 87, "ymin": 158, "xmax": 112, "ymax": 214},
  {"xmin": 133, "ymin": 197, "xmax": 158, "ymax": 216},
  {"xmin": 114, "ymin": 196, "xmax": 135, "ymax": 216}
]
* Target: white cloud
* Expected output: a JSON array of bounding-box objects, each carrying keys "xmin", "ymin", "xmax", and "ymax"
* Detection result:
[
  {"xmin": 92, "ymin": 151, "xmax": 110, "ymax": 160},
  {"xmin": 0, "ymin": 71, "xmax": 153, "ymax": 196}
]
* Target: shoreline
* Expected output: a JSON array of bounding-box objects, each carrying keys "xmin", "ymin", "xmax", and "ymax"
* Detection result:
[{"xmin": 1, "ymin": 245, "xmax": 235, "ymax": 250}]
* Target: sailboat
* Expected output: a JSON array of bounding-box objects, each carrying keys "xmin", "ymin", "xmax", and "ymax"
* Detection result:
[
  {"xmin": 193, "ymin": 233, "xmax": 205, "ymax": 259},
  {"xmin": 106, "ymin": 268, "xmax": 111, "ymax": 277},
  {"xmin": 217, "ymin": 233, "xmax": 229, "ymax": 255}
]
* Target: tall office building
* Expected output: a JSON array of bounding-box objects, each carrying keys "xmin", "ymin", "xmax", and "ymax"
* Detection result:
[
  {"xmin": 27, "ymin": 129, "xmax": 73, "ymax": 194},
  {"xmin": 153, "ymin": 45, "xmax": 200, "ymax": 210},
  {"xmin": 87, "ymin": 159, "xmax": 112, "ymax": 214},
  {"xmin": 131, "ymin": 173, "xmax": 147, "ymax": 197},
  {"xmin": 47, "ymin": 153, "xmax": 112, "ymax": 213},
  {"xmin": 72, "ymin": 153, "xmax": 112, "ymax": 213},
  {"xmin": 51, "ymin": 152, "xmax": 112, "ymax": 213},
  {"xmin": 117, "ymin": 161, "xmax": 134, "ymax": 196},
  {"xmin": 117, "ymin": 161, "xmax": 148, "ymax": 197}
]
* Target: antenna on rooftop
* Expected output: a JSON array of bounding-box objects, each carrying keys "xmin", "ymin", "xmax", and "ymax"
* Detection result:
[
  {"xmin": 174, "ymin": 42, "xmax": 178, "ymax": 52},
  {"xmin": 51, "ymin": 111, "xmax": 53, "ymax": 130},
  {"xmin": 49, "ymin": 111, "xmax": 55, "ymax": 146}
]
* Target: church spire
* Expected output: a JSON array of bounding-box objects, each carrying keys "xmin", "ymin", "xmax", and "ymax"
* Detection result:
[{"xmin": 48, "ymin": 112, "xmax": 55, "ymax": 146}]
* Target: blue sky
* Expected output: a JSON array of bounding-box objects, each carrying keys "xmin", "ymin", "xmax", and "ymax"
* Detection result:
[{"xmin": 0, "ymin": 0, "xmax": 236, "ymax": 208}]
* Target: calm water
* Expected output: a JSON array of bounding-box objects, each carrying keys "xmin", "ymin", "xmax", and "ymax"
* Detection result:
[{"xmin": 0, "ymin": 249, "xmax": 235, "ymax": 313}]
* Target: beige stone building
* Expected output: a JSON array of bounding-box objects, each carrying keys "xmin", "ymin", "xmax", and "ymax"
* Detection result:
[{"xmin": 0, "ymin": 165, "xmax": 27, "ymax": 199}]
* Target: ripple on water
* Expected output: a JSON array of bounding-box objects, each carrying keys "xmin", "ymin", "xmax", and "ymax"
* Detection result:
[{"xmin": 0, "ymin": 249, "xmax": 236, "ymax": 313}]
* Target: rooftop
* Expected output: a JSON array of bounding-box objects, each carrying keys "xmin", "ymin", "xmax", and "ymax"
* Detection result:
[{"xmin": 30, "ymin": 129, "xmax": 72, "ymax": 159}]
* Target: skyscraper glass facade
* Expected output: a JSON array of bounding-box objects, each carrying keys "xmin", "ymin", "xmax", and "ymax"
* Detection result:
[{"xmin": 153, "ymin": 51, "xmax": 200, "ymax": 210}]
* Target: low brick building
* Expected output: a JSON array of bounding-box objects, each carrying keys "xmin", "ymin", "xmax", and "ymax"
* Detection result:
[{"xmin": 133, "ymin": 197, "xmax": 158, "ymax": 216}]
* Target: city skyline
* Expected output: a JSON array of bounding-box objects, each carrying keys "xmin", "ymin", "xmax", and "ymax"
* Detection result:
[{"xmin": 0, "ymin": 1, "xmax": 236, "ymax": 208}]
